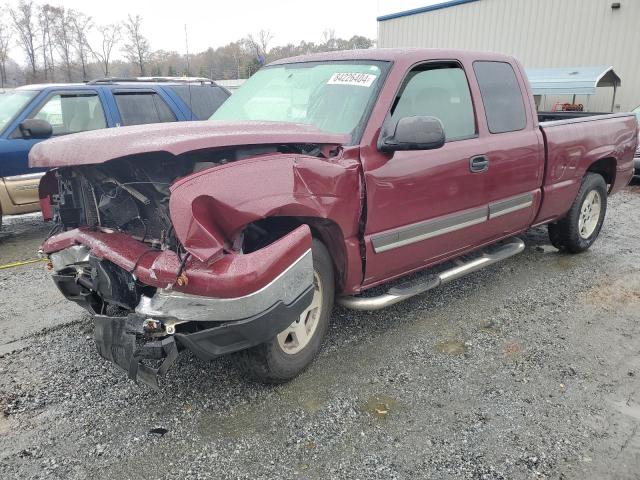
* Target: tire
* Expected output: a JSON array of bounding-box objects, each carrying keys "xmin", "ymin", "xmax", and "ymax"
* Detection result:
[
  {"xmin": 234, "ymin": 238, "xmax": 335, "ymax": 383},
  {"xmin": 548, "ymin": 173, "xmax": 608, "ymax": 253}
]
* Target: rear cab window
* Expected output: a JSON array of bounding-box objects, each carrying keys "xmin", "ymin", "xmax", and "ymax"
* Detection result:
[
  {"xmin": 391, "ymin": 62, "xmax": 476, "ymax": 141},
  {"xmin": 473, "ymin": 61, "xmax": 527, "ymax": 134},
  {"xmin": 168, "ymin": 85, "xmax": 230, "ymax": 120},
  {"xmin": 113, "ymin": 91, "xmax": 176, "ymax": 126}
]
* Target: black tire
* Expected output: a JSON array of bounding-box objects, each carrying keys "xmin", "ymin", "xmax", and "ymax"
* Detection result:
[
  {"xmin": 548, "ymin": 173, "xmax": 607, "ymax": 253},
  {"xmin": 234, "ymin": 238, "xmax": 334, "ymax": 383}
]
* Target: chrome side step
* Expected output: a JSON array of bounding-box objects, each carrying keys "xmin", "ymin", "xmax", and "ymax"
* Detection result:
[{"xmin": 337, "ymin": 237, "xmax": 525, "ymax": 311}]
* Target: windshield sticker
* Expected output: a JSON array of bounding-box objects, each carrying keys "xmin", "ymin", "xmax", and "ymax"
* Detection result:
[{"xmin": 327, "ymin": 73, "xmax": 377, "ymax": 87}]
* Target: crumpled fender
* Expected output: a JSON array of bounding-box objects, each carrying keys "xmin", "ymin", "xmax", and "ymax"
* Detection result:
[
  {"xmin": 42, "ymin": 224, "xmax": 312, "ymax": 298},
  {"xmin": 169, "ymin": 152, "xmax": 362, "ymax": 265}
]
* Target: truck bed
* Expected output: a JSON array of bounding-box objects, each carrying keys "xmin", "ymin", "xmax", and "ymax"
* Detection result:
[
  {"xmin": 537, "ymin": 111, "xmax": 611, "ymax": 122},
  {"xmin": 534, "ymin": 112, "xmax": 637, "ymax": 224}
]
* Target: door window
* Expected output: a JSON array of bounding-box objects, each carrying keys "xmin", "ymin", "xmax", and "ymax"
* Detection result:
[
  {"xmin": 473, "ymin": 61, "xmax": 527, "ymax": 134},
  {"xmin": 391, "ymin": 64, "xmax": 476, "ymax": 141},
  {"xmin": 114, "ymin": 92, "xmax": 176, "ymax": 126},
  {"xmin": 169, "ymin": 85, "xmax": 230, "ymax": 120},
  {"xmin": 33, "ymin": 93, "xmax": 106, "ymax": 135}
]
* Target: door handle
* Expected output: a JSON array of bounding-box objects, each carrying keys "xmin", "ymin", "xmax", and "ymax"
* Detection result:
[{"xmin": 470, "ymin": 155, "xmax": 489, "ymax": 173}]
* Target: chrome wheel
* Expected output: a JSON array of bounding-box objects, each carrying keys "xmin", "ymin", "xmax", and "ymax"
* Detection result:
[
  {"xmin": 277, "ymin": 272, "xmax": 322, "ymax": 355},
  {"xmin": 578, "ymin": 190, "xmax": 601, "ymax": 239}
]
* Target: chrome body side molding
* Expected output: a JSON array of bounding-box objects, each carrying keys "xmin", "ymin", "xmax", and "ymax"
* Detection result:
[
  {"xmin": 488, "ymin": 192, "xmax": 533, "ymax": 219},
  {"xmin": 371, "ymin": 192, "xmax": 535, "ymax": 254},
  {"xmin": 371, "ymin": 206, "xmax": 488, "ymax": 253}
]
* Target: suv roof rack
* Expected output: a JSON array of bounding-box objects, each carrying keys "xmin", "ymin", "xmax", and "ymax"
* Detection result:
[{"xmin": 86, "ymin": 76, "xmax": 217, "ymax": 85}]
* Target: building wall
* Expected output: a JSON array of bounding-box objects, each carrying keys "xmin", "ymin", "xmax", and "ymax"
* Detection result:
[{"xmin": 378, "ymin": 0, "xmax": 640, "ymax": 112}]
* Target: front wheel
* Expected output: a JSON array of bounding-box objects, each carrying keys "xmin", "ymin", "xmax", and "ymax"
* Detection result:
[
  {"xmin": 234, "ymin": 238, "xmax": 334, "ymax": 383},
  {"xmin": 548, "ymin": 173, "xmax": 608, "ymax": 253}
]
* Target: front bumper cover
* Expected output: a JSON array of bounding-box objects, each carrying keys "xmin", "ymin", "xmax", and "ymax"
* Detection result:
[
  {"xmin": 55, "ymin": 243, "xmax": 315, "ymax": 388},
  {"xmin": 94, "ymin": 285, "xmax": 313, "ymax": 389}
]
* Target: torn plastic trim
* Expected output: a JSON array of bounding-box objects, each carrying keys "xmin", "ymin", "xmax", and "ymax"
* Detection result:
[
  {"xmin": 135, "ymin": 249, "xmax": 313, "ymax": 322},
  {"xmin": 94, "ymin": 314, "xmax": 179, "ymax": 390}
]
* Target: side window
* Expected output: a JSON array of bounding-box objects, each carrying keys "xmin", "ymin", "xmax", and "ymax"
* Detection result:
[
  {"xmin": 114, "ymin": 92, "xmax": 176, "ymax": 126},
  {"xmin": 391, "ymin": 64, "xmax": 476, "ymax": 141},
  {"xmin": 169, "ymin": 85, "xmax": 230, "ymax": 120},
  {"xmin": 33, "ymin": 93, "xmax": 106, "ymax": 135},
  {"xmin": 473, "ymin": 61, "xmax": 527, "ymax": 134}
]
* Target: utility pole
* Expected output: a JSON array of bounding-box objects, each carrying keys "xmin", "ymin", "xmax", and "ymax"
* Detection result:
[{"xmin": 184, "ymin": 24, "xmax": 190, "ymax": 76}]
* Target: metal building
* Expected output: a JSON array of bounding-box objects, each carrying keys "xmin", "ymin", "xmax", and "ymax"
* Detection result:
[{"xmin": 377, "ymin": 0, "xmax": 640, "ymax": 112}]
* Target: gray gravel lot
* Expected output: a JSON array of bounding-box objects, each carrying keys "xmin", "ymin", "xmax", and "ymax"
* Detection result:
[{"xmin": 1, "ymin": 186, "xmax": 639, "ymax": 479}]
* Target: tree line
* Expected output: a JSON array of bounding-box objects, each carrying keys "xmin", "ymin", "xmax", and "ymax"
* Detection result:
[{"xmin": 0, "ymin": 1, "xmax": 375, "ymax": 88}]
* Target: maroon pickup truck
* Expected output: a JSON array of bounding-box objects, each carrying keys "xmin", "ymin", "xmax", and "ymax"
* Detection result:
[{"xmin": 33, "ymin": 49, "xmax": 637, "ymax": 388}]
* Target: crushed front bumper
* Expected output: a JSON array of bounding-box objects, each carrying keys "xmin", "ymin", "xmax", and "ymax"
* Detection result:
[
  {"xmin": 45, "ymin": 226, "xmax": 314, "ymax": 387},
  {"xmin": 94, "ymin": 278, "xmax": 313, "ymax": 389}
]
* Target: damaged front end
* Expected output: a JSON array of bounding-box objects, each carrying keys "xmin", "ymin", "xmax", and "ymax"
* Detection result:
[
  {"xmin": 46, "ymin": 224, "xmax": 313, "ymax": 388},
  {"xmin": 40, "ymin": 148, "xmax": 329, "ymax": 388}
]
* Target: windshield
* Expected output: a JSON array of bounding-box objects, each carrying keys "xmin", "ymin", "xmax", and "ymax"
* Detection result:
[
  {"xmin": 633, "ymin": 105, "xmax": 640, "ymax": 123},
  {"xmin": 210, "ymin": 61, "xmax": 387, "ymax": 136},
  {"xmin": 0, "ymin": 90, "xmax": 38, "ymax": 134}
]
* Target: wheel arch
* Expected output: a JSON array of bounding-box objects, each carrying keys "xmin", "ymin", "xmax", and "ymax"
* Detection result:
[
  {"xmin": 239, "ymin": 215, "xmax": 348, "ymax": 292},
  {"xmin": 586, "ymin": 157, "xmax": 617, "ymax": 191}
]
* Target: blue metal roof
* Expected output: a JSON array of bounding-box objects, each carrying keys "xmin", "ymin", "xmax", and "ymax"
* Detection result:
[
  {"xmin": 525, "ymin": 66, "xmax": 621, "ymax": 96},
  {"xmin": 377, "ymin": 0, "xmax": 480, "ymax": 22}
]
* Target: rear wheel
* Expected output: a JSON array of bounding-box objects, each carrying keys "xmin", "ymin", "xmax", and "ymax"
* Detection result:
[
  {"xmin": 548, "ymin": 173, "xmax": 607, "ymax": 253},
  {"xmin": 235, "ymin": 238, "xmax": 334, "ymax": 383}
]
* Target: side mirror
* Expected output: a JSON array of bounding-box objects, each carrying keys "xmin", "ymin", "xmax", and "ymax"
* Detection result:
[
  {"xmin": 378, "ymin": 115, "xmax": 445, "ymax": 152},
  {"xmin": 19, "ymin": 119, "xmax": 53, "ymax": 139}
]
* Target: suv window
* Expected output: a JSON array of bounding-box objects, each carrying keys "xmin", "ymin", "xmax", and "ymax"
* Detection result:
[
  {"xmin": 473, "ymin": 61, "xmax": 527, "ymax": 134},
  {"xmin": 114, "ymin": 92, "xmax": 176, "ymax": 126},
  {"xmin": 33, "ymin": 92, "xmax": 106, "ymax": 135},
  {"xmin": 391, "ymin": 64, "xmax": 475, "ymax": 141},
  {"xmin": 169, "ymin": 85, "xmax": 229, "ymax": 120}
]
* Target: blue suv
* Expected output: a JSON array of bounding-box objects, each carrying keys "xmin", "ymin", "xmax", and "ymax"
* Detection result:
[{"xmin": 0, "ymin": 78, "xmax": 230, "ymax": 227}]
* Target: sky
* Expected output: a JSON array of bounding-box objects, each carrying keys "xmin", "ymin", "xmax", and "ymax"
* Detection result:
[{"xmin": 7, "ymin": 0, "xmax": 440, "ymax": 59}]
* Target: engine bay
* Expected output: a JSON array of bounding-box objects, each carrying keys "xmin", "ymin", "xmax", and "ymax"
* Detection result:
[{"xmin": 50, "ymin": 144, "xmax": 329, "ymax": 252}]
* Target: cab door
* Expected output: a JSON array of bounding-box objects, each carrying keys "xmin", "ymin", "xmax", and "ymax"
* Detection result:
[
  {"xmin": 361, "ymin": 61, "xmax": 495, "ymax": 285},
  {"xmin": 470, "ymin": 60, "xmax": 544, "ymax": 238}
]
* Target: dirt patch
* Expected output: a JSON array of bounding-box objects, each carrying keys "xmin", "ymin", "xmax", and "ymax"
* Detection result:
[
  {"xmin": 434, "ymin": 340, "xmax": 466, "ymax": 355},
  {"xmin": 585, "ymin": 272, "xmax": 640, "ymax": 308},
  {"xmin": 361, "ymin": 394, "xmax": 398, "ymax": 419}
]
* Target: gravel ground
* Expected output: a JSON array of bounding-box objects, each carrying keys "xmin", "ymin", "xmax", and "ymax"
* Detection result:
[{"xmin": 1, "ymin": 186, "xmax": 639, "ymax": 479}]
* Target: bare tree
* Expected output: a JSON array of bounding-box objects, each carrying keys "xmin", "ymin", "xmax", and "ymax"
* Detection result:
[
  {"xmin": 257, "ymin": 29, "xmax": 273, "ymax": 57},
  {"xmin": 10, "ymin": 0, "xmax": 39, "ymax": 80},
  {"xmin": 322, "ymin": 28, "xmax": 336, "ymax": 49},
  {"xmin": 247, "ymin": 29, "xmax": 273, "ymax": 64},
  {"xmin": 70, "ymin": 12, "xmax": 91, "ymax": 81},
  {"xmin": 122, "ymin": 14, "xmax": 150, "ymax": 76},
  {"xmin": 0, "ymin": 15, "xmax": 12, "ymax": 88},
  {"xmin": 51, "ymin": 5, "xmax": 73, "ymax": 81},
  {"xmin": 89, "ymin": 23, "xmax": 120, "ymax": 77},
  {"xmin": 39, "ymin": 4, "xmax": 58, "ymax": 80}
]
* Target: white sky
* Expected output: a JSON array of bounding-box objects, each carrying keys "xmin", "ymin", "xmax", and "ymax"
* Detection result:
[{"xmin": 7, "ymin": 0, "xmax": 439, "ymax": 60}]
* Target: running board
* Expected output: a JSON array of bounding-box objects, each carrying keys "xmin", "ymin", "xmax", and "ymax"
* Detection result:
[{"xmin": 337, "ymin": 237, "xmax": 525, "ymax": 311}]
